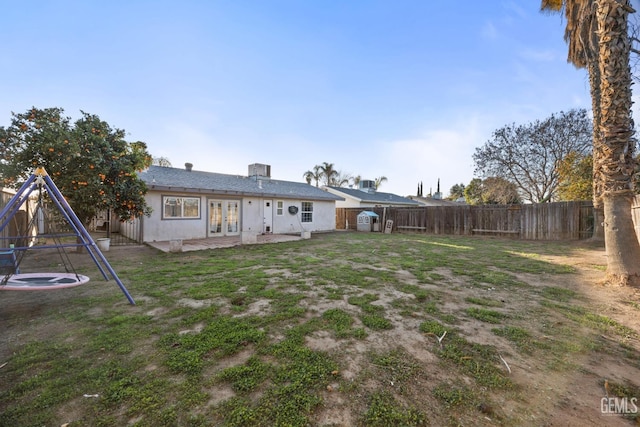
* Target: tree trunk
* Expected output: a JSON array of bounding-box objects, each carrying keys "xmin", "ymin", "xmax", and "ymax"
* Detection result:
[
  {"xmin": 603, "ymin": 191, "xmax": 640, "ymax": 285},
  {"xmin": 587, "ymin": 58, "xmax": 604, "ymax": 241},
  {"xmin": 595, "ymin": 0, "xmax": 640, "ymax": 286}
]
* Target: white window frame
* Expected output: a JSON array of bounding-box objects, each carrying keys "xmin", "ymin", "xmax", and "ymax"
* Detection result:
[
  {"xmin": 301, "ymin": 201, "xmax": 313, "ymax": 223},
  {"xmin": 276, "ymin": 200, "xmax": 284, "ymax": 216},
  {"xmin": 162, "ymin": 196, "xmax": 201, "ymax": 219}
]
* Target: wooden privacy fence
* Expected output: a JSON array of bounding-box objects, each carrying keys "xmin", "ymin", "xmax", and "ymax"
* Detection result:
[
  {"xmin": 632, "ymin": 195, "xmax": 640, "ymax": 242},
  {"xmin": 336, "ymin": 201, "xmax": 595, "ymax": 240}
]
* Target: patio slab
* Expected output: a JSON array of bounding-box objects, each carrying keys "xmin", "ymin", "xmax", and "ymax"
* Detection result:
[{"xmin": 146, "ymin": 233, "xmax": 304, "ymax": 253}]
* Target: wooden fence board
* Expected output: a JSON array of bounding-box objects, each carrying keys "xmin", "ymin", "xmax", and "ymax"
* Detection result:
[
  {"xmin": 633, "ymin": 195, "xmax": 640, "ymax": 243},
  {"xmin": 337, "ymin": 200, "xmax": 595, "ymax": 240}
]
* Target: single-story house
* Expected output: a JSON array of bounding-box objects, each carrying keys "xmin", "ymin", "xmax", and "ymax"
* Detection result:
[
  {"xmin": 324, "ymin": 180, "xmax": 420, "ymax": 208},
  {"xmin": 136, "ymin": 163, "xmax": 343, "ymax": 243}
]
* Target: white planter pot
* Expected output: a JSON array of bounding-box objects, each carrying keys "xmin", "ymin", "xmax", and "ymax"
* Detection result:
[{"xmin": 96, "ymin": 238, "xmax": 111, "ymax": 252}]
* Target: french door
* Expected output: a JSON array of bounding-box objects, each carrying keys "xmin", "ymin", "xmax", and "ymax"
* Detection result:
[{"xmin": 209, "ymin": 200, "xmax": 240, "ymax": 236}]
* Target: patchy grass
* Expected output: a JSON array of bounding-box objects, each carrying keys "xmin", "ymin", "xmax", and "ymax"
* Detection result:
[
  {"xmin": 361, "ymin": 391, "xmax": 426, "ymax": 426},
  {"xmin": 541, "ymin": 300, "xmax": 638, "ymax": 339},
  {"xmin": 465, "ymin": 296, "xmax": 505, "ymax": 307},
  {"xmin": 0, "ymin": 233, "xmax": 638, "ymax": 426},
  {"xmin": 540, "ymin": 286, "xmax": 577, "ymax": 302},
  {"xmin": 492, "ymin": 325, "xmax": 538, "ymax": 354},
  {"xmin": 432, "ymin": 382, "xmax": 476, "ymax": 408},
  {"xmin": 465, "ymin": 307, "xmax": 507, "ymax": 324}
]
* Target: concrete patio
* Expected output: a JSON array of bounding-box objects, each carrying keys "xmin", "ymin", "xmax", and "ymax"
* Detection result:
[{"xmin": 146, "ymin": 233, "xmax": 306, "ymax": 253}]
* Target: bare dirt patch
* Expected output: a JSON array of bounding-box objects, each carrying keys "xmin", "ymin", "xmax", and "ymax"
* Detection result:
[{"xmin": 2, "ymin": 237, "xmax": 640, "ymax": 426}]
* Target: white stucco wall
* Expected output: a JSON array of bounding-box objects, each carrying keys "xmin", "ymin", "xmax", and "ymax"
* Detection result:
[
  {"xmin": 335, "ymin": 198, "xmax": 363, "ymax": 208},
  {"xmin": 324, "ymin": 189, "xmax": 363, "ymax": 208},
  {"xmin": 142, "ymin": 192, "xmax": 208, "ymax": 242},
  {"xmin": 141, "ymin": 191, "xmax": 337, "ymax": 242},
  {"xmin": 271, "ymin": 199, "xmax": 336, "ymax": 233}
]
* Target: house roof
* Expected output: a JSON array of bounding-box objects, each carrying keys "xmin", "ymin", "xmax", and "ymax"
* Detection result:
[
  {"xmin": 139, "ymin": 165, "xmax": 343, "ymax": 201},
  {"xmin": 408, "ymin": 196, "xmax": 465, "ymax": 206},
  {"xmin": 326, "ymin": 186, "xmax": 420, "ymax": 206}
]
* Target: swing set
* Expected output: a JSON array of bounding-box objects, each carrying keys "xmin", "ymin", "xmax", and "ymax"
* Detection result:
[{"xmin": 0, "ymin": 167, "xmax": 135, "ymax": 304}]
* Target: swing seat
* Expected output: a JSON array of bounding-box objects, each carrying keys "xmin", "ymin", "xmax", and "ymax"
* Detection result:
[{"xmin": 0, "ymin": 273, "xmax": 90, "ymax": 290}]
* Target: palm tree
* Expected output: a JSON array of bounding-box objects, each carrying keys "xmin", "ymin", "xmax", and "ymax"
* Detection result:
[
  {"xmin": 303, "ymin": 165, "xmax": 322, "ymax": 187},
  {"xmin": 542, "ymin": 0, "xmax": 640, "ymax": 285},
  {"xmin": 374, "ymin": 176, "xmax": 388, "ymax": 190},
  {"xmin": 333, "ymin": 171, "xmax": 353, "ymax": 187},
  {"xmin": 543, "ymin": 0, "xmax": 604, "ymax": 237},
  {"xmin": 318, "ymin": 162, "xmax": 339, "ymax": 186}
]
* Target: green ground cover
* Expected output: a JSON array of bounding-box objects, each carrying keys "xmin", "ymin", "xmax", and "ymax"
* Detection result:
[{"xmin": 1, "ymin": 232, "xmax": 638, "ymax": 426}]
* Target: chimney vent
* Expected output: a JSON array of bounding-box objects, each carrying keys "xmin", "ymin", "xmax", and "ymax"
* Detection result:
[{"xmin": 185, "ymin": 163, "xmax": 193, "ymax": 172}]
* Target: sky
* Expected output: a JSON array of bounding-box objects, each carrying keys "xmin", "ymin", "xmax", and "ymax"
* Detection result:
[{"xmin": 2, "ymin": 1, "xmax": 637, "ymax": 197}]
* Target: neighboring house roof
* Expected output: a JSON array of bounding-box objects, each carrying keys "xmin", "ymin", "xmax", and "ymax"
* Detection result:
[
  {"xmin": 326, "ymin": 186, "xmax": 420, "ymax": 206},
  {"xmin": 139, "ymin": 165, "xmax": 343, "ymax": 201},
  {"xmin": 408, "ymin": 196, "xmax": 465, "ymax": 206}
]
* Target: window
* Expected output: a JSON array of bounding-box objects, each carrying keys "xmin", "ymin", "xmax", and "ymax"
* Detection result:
[
  {"xmin": 276, "ymin": 201, "xmax": 284, "ymax": 216},
  {"xmin": 163, "ymin": 196, "xmax": 200, "ymax": 219},
  {"xmin": 301, "ymin": 201, "xmax": 313, "ymax": 223}
]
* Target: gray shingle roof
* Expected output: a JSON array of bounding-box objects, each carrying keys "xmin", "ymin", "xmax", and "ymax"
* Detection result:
[
  {"xmin": 327, "ymin": 186, "xmax": 419, "ymax": 205},
  {"xmin": 139, "ymin": 165, "xmax": 343, "ymax": 201},
  {"xmin": 409, "ymin": 196, "xmax": 464, "ymax": 206}
]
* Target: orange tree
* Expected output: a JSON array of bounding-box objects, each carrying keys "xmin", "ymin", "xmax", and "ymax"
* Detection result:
[{"xmin": 0, "ymin": 107, "xmax": 152, "ymax": 225}]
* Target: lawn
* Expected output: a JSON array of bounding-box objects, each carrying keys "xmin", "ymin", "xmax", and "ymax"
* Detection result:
[{"xmin": 1, "ymin": 232, "xmax": 639, "ymax": 426}]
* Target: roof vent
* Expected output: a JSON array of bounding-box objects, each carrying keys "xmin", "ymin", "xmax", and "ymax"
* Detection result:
[{"xmin": 185, "ymin": 163, "xmax": 193, "ymax": 172}]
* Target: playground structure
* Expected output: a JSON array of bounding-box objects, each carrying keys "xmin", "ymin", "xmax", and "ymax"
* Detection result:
[{"xmin": 0, "ymin": 167, "xmax": 135, "ymax": 304}]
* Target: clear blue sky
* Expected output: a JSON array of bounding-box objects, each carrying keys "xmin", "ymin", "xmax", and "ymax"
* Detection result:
[{"xmin": 2, "ymin": 1, "xmax": 627, "ymax": 197}]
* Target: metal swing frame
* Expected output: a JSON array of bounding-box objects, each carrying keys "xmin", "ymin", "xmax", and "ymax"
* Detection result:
[{"xmin": 0, "ymin": 167, "xmax": 135, "ymax": 304}]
